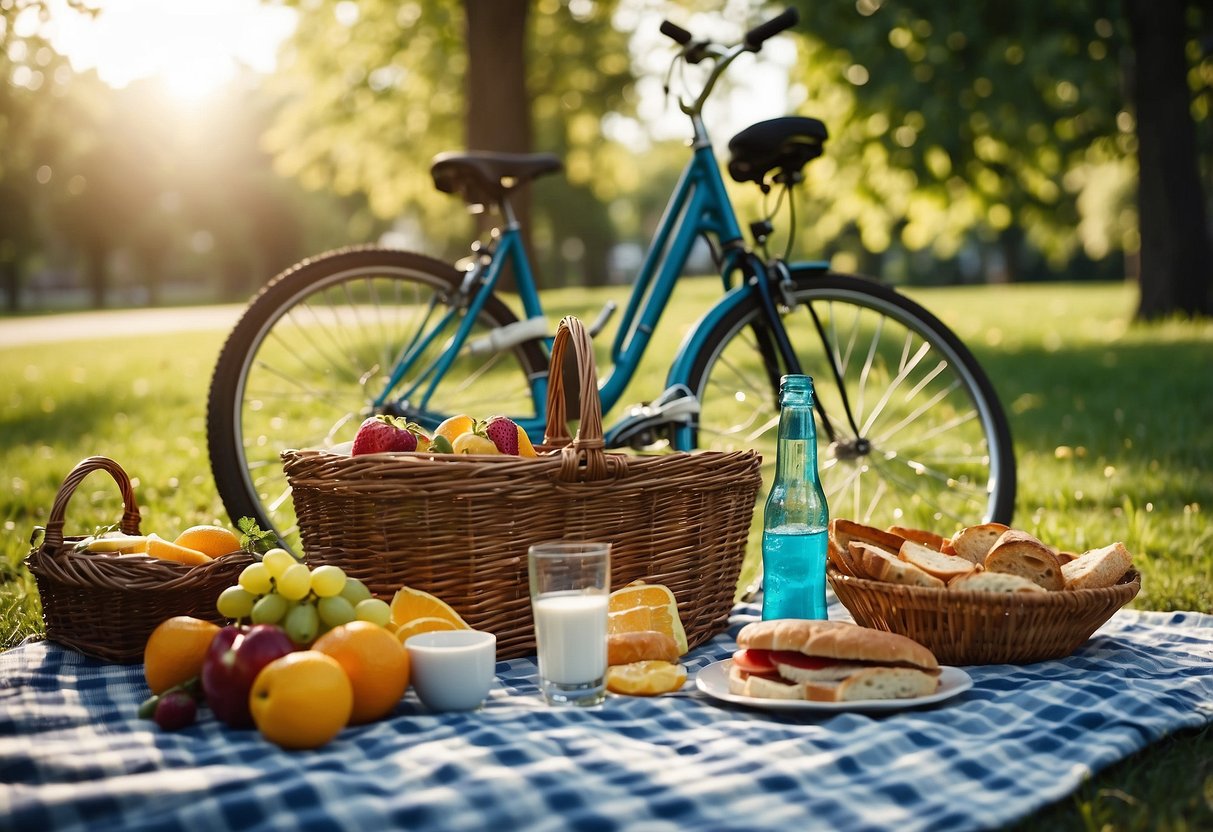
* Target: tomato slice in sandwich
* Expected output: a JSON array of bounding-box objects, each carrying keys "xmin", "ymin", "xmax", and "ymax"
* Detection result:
[{"xmin": 732, "ymin": 648, "xmax": 839, "ymax": 673}]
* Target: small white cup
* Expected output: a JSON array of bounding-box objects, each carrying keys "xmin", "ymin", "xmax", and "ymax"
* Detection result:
[{"xmin": 405, "ymin": 629, "xmax": 497, "ymax": 712}]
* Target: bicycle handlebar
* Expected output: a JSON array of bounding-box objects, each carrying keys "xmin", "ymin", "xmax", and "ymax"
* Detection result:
[
  {"xmin": 659, "ymin": 20, "xmax": 693, "ymax": 46},
  {"xmin": 744, "ymin": 8, "xmax": 799, "ymax": 51}
]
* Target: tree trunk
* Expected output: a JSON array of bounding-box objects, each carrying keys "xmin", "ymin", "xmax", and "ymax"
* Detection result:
[
  {"xmin": 1126, "ymin": 0, "xmax": 1213, "ymax": 319},
  {"xmin": 1, "ymin": 259, "xmax": 18, "ymax": 312},
  {"xmin": 466, "ymin": 0, "xmax": 534, "ymax": 290},
  {"xmin": 86, "ymin": 244, "xmax": 108, "ymax": 308}
]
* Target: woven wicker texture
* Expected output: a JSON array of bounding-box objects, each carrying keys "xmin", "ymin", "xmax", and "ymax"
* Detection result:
[
  {"xmin": 25, "ymin": 456, "xmax": 253, "ymax": 663},
  {"xmin": 828, "ymin": 568, "xmax": 1141, "ymax": 665},
  {"xmin": 284, "ymin": 316, "xmax": 762, "ymax": 659}
]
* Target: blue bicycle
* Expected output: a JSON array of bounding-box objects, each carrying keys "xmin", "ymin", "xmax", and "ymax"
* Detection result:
[{"xmin": 208, "ymin": 9, "xmax": 1016, "ymax": 550}]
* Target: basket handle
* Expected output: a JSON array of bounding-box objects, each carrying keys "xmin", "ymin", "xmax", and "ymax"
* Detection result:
[
  {"xmin": 41, "ymin": 456, "xmax": 142, "ymax": 550},
  {"xmin": 543, "ymin": 316, "xmax": 627, "ymax": 482}
]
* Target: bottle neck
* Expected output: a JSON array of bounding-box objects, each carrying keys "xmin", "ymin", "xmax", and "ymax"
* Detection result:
[{"xmin": 774, "ymin": 403, "xmax": 818, "ymax": 480}]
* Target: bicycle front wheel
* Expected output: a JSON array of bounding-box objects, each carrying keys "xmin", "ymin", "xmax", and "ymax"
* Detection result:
[
  {"xmin": 685, "ymin": 271, "xmax": 1015, "ymax": 530},
  {"xmin": 207, "ymin": 247, "xmax": 548, "ymax": 549}
]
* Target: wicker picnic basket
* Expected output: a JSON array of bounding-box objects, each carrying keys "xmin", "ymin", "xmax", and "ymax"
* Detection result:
[
  {"xmin": 283, "ymin": 316, "xmax": 763, "ymax": 659},
  {"xmin": 25, "ymin": 456, "xmax": 254, "ymax": 663},
  {"xmin": 828, "ymin": 567, "xmax": 1141, "ymax": 665}
]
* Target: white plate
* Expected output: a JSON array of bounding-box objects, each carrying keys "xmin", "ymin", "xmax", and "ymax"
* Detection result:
[{"xmin": 695, "ymin": 660, "xmax": 973, "ymax": 713}]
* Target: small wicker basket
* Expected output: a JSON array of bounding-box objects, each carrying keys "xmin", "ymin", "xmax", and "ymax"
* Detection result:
[
  {"xmin": 828, "ymin": 568, "xmax": 1141, "ymax": 665},
  {"xmin": 283, "ymin": 316, "xmax": 763, "ymax": 659},
  {"xmin": 25, "ymin": 456, "xmax": 254, "ymax": 663}
]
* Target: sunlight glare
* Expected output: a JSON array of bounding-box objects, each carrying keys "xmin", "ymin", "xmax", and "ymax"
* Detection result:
[{"xmin": 43, "ymin": 0, "xmax": 296, "ymax": 100}]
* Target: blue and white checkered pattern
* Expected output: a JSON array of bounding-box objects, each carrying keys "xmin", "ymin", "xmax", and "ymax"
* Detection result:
[{"xmin": 2, "ymin": 601, "xmax": 1211, "ymax": 832}]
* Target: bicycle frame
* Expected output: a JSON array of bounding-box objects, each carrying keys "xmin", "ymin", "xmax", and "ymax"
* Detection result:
[{"xmin": 374, "ymin": 136, "xmax": 818, "ymax": 443}]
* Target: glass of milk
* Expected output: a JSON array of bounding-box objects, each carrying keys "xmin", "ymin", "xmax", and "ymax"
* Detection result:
[{"xmin": 528, "ymin": 542, "xmax": 610, "ymax": 706}]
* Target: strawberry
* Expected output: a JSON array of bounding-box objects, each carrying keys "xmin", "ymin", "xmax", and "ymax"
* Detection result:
[
  {"xmin": 482, "ymin": 416, "xmax": 521, "ymax": 455},
  {"xmin": 351, "ymin": 415, "xmax": 423, "ymax": 455}
]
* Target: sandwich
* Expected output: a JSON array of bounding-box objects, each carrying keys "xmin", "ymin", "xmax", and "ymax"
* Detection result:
[{"xmin": 728, "ymin": 619, "xmax": 941, "ymax": 702}]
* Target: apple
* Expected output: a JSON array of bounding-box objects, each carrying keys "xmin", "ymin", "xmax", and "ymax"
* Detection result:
[{"xmin": 201, "ymin": 624, "xmax": 295, "ymax": 728}]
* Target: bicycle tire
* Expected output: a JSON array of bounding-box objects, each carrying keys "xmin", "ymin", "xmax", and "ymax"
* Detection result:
[
  {"xmin": 207, "ymin": 247, "xmax": 548, "ymax": 549},
  {"xmin": 684, "ymin": 271, "xmax": 1016, "ymax": 529}
]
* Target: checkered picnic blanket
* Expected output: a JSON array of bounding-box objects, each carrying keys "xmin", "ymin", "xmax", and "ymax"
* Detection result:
[{"xmin": 2, "ymin": 600, "xmax": 1211, "ymax": 832}]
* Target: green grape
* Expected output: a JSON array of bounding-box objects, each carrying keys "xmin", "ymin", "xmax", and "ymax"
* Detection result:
[
  {"xmin": 251, "ymin": 592, "xmax": 289, "ymax": 625},
  {"xmin": 284, "ymin": 602, "xmax": 320, "ymax": 646},
  {"xmin": 354, "ymin": 598, "xmax": 392, "ymax": 628},
  {"xmin": 339, "ymin": 577, "xmax": 373, "ymax": 606},
  {"xmin": 317, "ymin": 595, "xmax": 357, "ymax": 628},
  {"xmin": 277, "ymin": 562, "xmax": 312, "ymax": 601},
  {"xmin": 309, "ymin": 565, "xmax": 347, "ymax": 598},
  {"xmin": 216, "ymin": 586, "xmax": 256, "ymax": 620},
  {"xmin": 238, "ymin": 562, "xmax": 273, "ymax": 595},
  {"xmin": 262, "ymin": 548, "xmax": 296, "ymax": 579}
]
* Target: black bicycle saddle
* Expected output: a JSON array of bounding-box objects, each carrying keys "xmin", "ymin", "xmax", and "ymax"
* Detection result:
[
  {"xmin": 431, "ymin": 151, "xmax": 563, "ymax": 206},
  {"xmin": 727, "ymin": 116, "xmax": 828, "ymax": 188}
]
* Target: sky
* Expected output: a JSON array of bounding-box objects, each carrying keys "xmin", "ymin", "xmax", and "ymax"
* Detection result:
[
  {"xmin": 32, "ymin": 0, "xmax": 793, "ymax": 139},
  {"xmin": 37, "ymin": 0, "xmax": 297, "ymax": 99}
]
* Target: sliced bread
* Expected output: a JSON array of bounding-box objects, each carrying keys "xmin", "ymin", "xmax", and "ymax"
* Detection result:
[
  {"xmin": 830, "ymin": 518, "xmax": 906, "ymax": 556},
  {"xmin": 887, "ymin": 525, "xmax": 949, "ymax": 551},
  {"xmin": 898, "ymin": 540, "xmax": 976, "ymax": 581},
  {"xmin": 851, "ymin": 542, "xmax": 946, "ymax": 589},
  {"xmin": 827, "ymin": 538, "xmax": 860, "ymax": 578},
  {"xmin": 948, "ymin": 570, "xmax": 1048, "ymax": 594},
  {"xmin": 949, "ymin": 522, "xmax": 1011, "ymax": 565},
  {"xmin": 1062, "ymin": 542, "xmax": 1134, "ymax": 590},
  {"xmin": 983, "ymin": 530, "xmax": 1064, "ymax": 591}
]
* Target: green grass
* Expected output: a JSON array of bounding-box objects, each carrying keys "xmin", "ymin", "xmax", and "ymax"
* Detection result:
[{"xmin": 2, "ymin": 280, "xmax": 1212, "ymax": 829}]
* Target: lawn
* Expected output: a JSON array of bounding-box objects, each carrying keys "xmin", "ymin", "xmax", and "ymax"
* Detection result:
[{"xmin": 2, "ymin": 280, "xmax": 1211, "ymax": 829}]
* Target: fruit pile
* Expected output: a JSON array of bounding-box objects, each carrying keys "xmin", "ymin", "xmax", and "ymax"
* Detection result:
[
  {"xmin": 78, "ymin": 523, "xmax": 243, "ymax": 566},
  {"xmin": 605, "ymin": 581, "xmax": 689, "ymax": 697},
  {"xmin": 138, "ymin": 552, "xmax": 470, "ymax": 750},
  {"xmin": 351, "ymin": 413, "xmax": 538, "ymax": 457}
]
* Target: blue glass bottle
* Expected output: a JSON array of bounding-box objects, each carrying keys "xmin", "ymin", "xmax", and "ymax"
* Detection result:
[{"xmin": 761, "ymin": 375, "xmax": 829, "ymax": 620}]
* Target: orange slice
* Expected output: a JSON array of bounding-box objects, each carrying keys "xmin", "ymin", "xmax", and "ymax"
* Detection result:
[
  {"xmin": 608, "ymin": 581, "xmax": 688, "ymax": 656},
  {"xmin": 173, "ymin": 525, "xmax": 241, "ymax": 557},
  {"xmin": 394, "ymin": 616, "xmax": 461, "ymax": 644},
  {"xmin": 516, "ymin": 425, "xmax": 538, "ymax": 458},
  {"xmin": 146, "ymin": 533, "xmax": 213, "ymax": 566},
  {"xmin": 389, "ymin": 586, "xmax": 470, "ymax": 630},
  {"xmin": 606, "ymin": 661, "xmax": 687, "ymax": 696}
]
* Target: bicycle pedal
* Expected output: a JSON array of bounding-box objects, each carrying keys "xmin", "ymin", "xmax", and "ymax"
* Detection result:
[{"xmin": 604, "ymin": 385, "xmax": 700, "ymax": 450}]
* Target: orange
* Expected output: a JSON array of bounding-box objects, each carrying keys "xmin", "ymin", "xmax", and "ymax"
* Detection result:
[
  {"xmin": 312, "ymin": 621, "xmax": 410, "ymax": 724},
  {"xmin": 434, "ymin": 414, "xmax": 475, "ymax": 443},
  {"xmin": 516, "ymin": 425, "xmax": 538, "ymax": 458},
  {"xmin": 173, "ymin": 525, "xmax": 242, "ymax": 557},
  {"xmin": 144, "ymin": 616, "xmax": 221, "ymax": 694},
  {"xmin": 608, "ymin": 581, "xmax": 689, "ymax": 655},
  {"xmin": 145, "ymin": 534, "xmax": 212, "ymax": 566},
  {"xmin": 395, "ymin": 616, "xmax": 460, "ymax": 644},
  {"xmin": 250, "ymin": 651, "xmax": 353, "ymax": 749},
  {"xmin": 606, "ymin": 661, "xmax": 687, "ymax": 696},
  {"xmin": 389, "ymin": 585, "xmax": 471, "ymax": 630}
]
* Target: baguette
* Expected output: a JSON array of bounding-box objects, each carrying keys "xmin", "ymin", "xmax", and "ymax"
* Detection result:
[
  {"xmin": 830, "ymin": 519, "xmax": 905, "ymax": 558},
  {"xmin": 851, "ymin": 542, "xmax": 946, "ymax": 589},
  {"xmin": 898, "ymin": 540, "xmax": 976, "ymax": 581},
  {"xmin": 948, "ymin": 570, "xmax": 1048, "ymax": 594},
  {"xmin": 1061, "ymin": 542, "xmax": 1134, "ymax": 591},
  {"xmin": 949, "ymin": 523, "xmax": 1011, "ymax": 565},
  {"xmin": 888, "ymin": 525, "xmax": 948, "ymax": 551},
  {"xmin": 983, "ymin": 530, "xmax": 1064, "ymax": 591}
]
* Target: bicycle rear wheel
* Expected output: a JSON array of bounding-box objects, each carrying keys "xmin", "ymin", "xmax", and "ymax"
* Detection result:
[
  {"xmin": 207, "ymin": 247, "xmax": 548, "ymax": 549},
  {"xmin": 685, "ymin": 271, "xmax": 1015, "ymax": 530}
]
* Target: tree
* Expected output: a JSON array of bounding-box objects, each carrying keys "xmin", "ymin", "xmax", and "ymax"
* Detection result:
[
  {"xmin": 786, "ymin": 1, "xmax": 1211, "ymax": 316},
  {"xmin": 268, "ymin": 0, "xmax": 634, "ymax": 285}
]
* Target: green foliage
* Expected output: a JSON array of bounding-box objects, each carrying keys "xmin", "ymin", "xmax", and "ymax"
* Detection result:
[
  {"xmin": 785, "ymin": 1, "xmax": 1144, "ymax": 267},
  {"xmin": 268, "ymin": 0, "xmax": 635, "ymax": 278}
]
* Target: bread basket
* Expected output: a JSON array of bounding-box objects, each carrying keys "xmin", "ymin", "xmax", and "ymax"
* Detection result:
[{"xmin": 828, "ymin": 568, "xmax": 1141, "ymax": 665}]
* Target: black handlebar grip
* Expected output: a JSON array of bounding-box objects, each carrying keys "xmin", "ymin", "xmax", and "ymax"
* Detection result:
[
  {"xmin": 744, "ymin": 7, "xmax": 799, "ymax": 50},
  {"xmin": 660, "ymin": 20, "xmax": 693, "ymax": 46}
]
